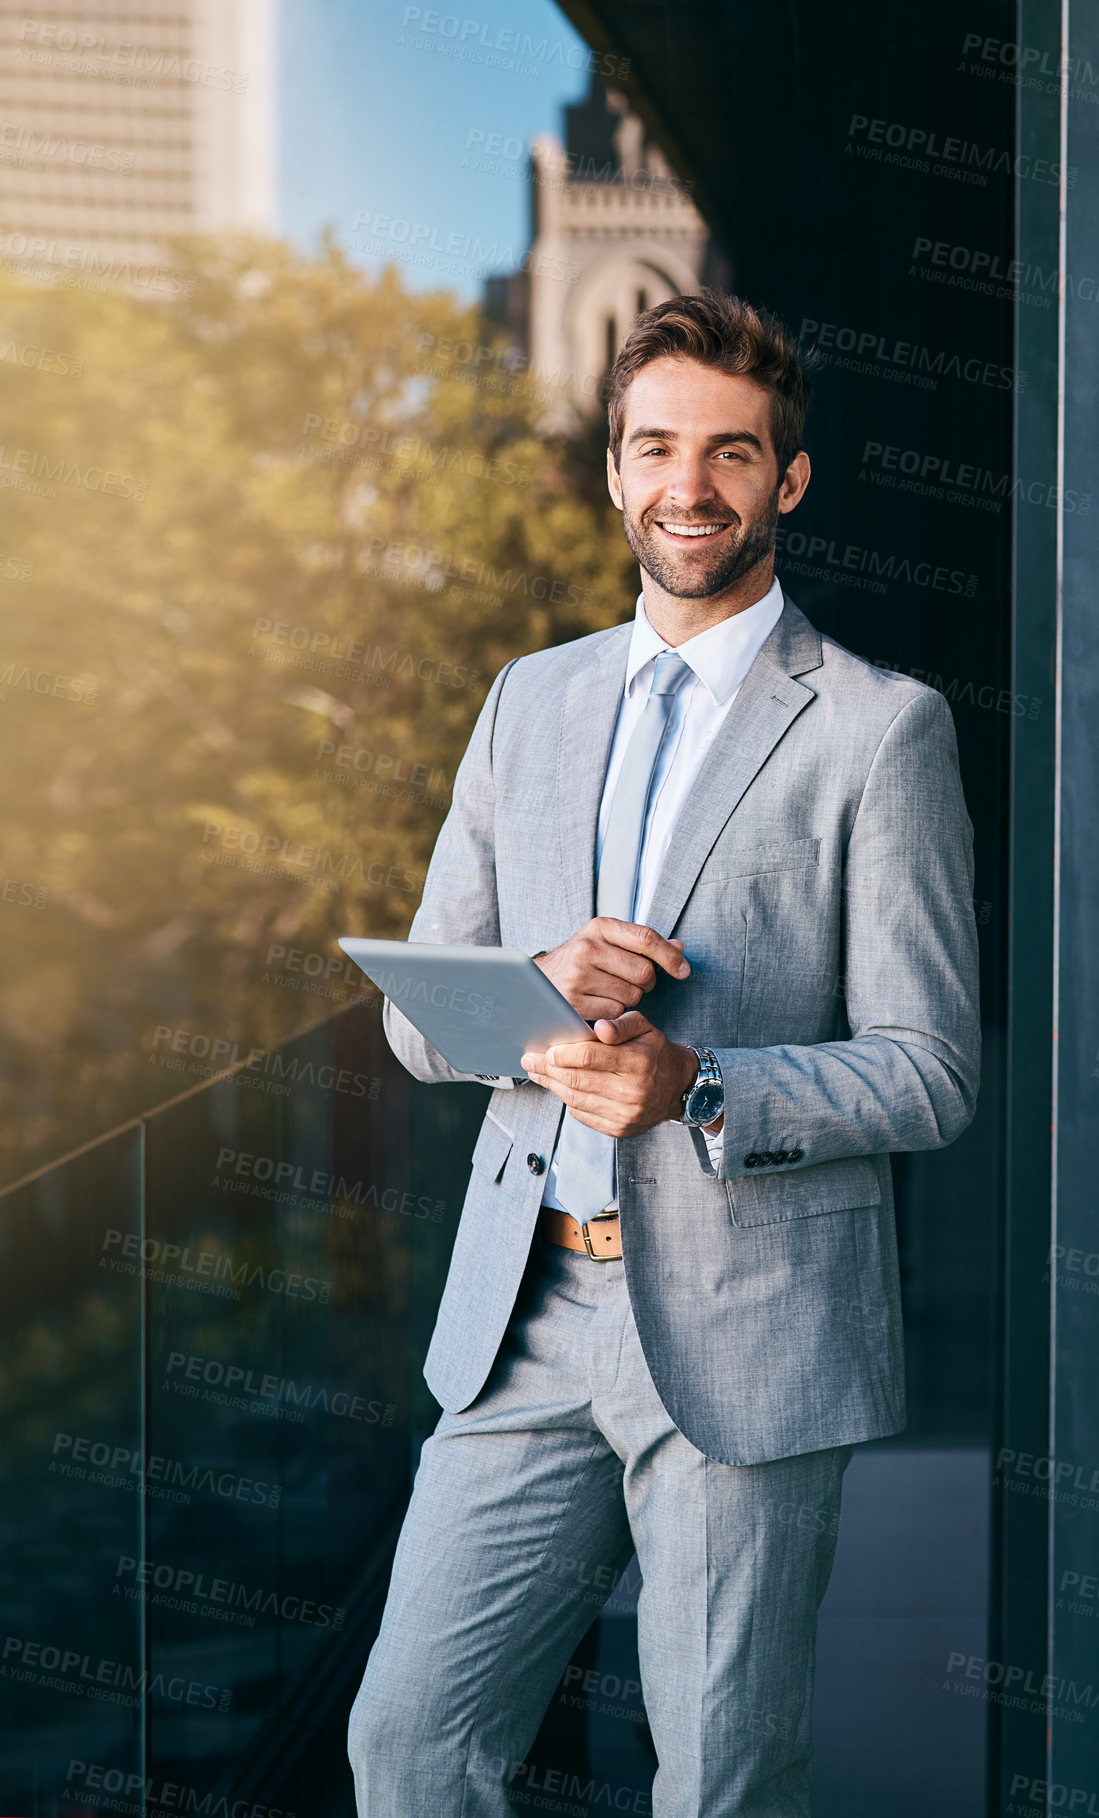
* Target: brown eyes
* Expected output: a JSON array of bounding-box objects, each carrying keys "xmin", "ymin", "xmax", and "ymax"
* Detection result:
[{"xmin": 639, "ymin": 448, "xmax": 745, "ymax": 460}]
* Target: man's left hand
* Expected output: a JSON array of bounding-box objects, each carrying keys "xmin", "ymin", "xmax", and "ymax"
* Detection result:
[{"xmin": 521, "ymin": 1011, "xmax": 698, "ymax": 1139}]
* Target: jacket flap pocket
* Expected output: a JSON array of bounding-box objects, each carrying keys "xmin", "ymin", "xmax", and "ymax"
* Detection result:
[
  {"xmin": 726, "ymin": 1155, "xmax": 881, "ymax": 1227},
  {"xmin": 470, "ymin": 1113, "xmax": 514, "ymax": 1183},
  {"xmin": 707, "ymin": 835, "xmax": 820, "ymax": 879}
]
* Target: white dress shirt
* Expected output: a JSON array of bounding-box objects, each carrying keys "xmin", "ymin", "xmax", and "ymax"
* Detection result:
[{"xmin": 539, "ymin": 576, "xmax": 786, "ymax": 1212}]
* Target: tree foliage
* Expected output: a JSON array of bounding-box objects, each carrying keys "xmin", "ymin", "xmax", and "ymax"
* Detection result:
[{"xmin": 0, "ymin": 236, "xmax": 636, "ymax": 1180}]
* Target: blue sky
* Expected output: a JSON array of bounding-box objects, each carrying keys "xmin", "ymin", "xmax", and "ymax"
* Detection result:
[{"xmin": 278, "ymin": 0, "xmax": 593, "ymax": 299}]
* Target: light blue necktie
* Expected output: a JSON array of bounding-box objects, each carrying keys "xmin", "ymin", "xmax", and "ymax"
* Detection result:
[{"xmin": 552, "ymin": 650, "xmax": 693, "ymax": 1221}]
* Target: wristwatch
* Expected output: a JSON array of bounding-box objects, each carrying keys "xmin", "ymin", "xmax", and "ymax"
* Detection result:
[{"xmin": 681, "ymin": 1046, "xmax": 724, "ymax": 1127}]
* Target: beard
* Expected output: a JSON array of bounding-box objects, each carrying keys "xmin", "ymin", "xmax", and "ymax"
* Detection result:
[{"xmin": 620, "ymin": 482, "xmax": 781, "ymax": 600}]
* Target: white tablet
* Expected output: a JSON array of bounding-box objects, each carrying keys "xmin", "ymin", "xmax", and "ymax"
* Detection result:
[{"xmin": 338, "ymin": 938, "xmax": 594, "ymax": 1078}]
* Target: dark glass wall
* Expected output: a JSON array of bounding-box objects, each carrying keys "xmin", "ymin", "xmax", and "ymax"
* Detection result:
[{"xmin": 0, "ymin": 1009, "xmax": 487, "ymax": 1809}]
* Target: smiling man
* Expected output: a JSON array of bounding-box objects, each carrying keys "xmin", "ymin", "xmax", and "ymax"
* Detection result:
[{"xmin": 348, "ymin": 291, "xmax": 980, "ymax": 1817}]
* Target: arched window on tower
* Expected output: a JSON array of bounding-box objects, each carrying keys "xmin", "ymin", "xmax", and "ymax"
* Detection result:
[{"xmin": 604, "ymin": 315, "xmax": 617, "ymax": 373}]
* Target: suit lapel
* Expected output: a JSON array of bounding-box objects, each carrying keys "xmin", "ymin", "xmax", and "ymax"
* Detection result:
[
  {"xmin": 643, "ymin": 595, "xmax": 822, "ymax": 937},
  {"xmin": 556, "ymin": 624, "xmax": 633, "ymax": 932},
  {"xmin": 553, "ymin": 594, "xmax": 823, "ymax": 939}
]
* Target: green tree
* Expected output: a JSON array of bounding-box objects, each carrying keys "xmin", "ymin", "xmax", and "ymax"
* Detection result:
[{"xmin": 0, "ymin": 235, "xmax": 636, "ymax": 1182}]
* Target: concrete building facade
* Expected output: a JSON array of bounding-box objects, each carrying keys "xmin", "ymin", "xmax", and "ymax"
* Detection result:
[{"xmin": 0, "ymin": 0, "xmax": 275, "ymax": 285}]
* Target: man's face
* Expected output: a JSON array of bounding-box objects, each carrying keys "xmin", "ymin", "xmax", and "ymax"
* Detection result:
[{"xmin": 607, "ymin": 356, "xmax": 803, "ymax": 601}]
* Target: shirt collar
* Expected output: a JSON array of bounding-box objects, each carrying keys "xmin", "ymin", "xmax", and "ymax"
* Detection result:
[{"xmin": 623, "ymin": 575, "xmax": 786, "ymax": 705}]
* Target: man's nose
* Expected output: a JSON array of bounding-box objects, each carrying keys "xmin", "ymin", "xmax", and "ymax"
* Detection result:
[{"xmin": 662, "ymin": 457, "xmax": 719, "ymax": 504}]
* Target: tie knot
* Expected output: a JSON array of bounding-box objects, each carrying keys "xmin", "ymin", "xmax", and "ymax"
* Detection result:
[{"xmin": 649, "ymin": 650, "xmax": 692, "ymax": 697}]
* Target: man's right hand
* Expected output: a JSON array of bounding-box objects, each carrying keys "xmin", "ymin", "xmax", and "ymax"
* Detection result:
[{"xmin": 532, "ymin": 919, "xmax": 691, "ymax": 1022}]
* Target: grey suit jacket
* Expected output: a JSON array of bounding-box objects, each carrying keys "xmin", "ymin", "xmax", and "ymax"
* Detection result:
[{"xmin": 382, "ymin": 593, "xmax": 981, "ymax": 1465}]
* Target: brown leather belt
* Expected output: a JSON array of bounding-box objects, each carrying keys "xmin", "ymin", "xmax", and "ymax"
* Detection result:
[{"xmin": 540, "ymin": 1206, "xmax": 623, "ymax": 1261}]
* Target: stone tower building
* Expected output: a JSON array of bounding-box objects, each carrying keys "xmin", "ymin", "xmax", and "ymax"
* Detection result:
[{"xmin": 484, "ymin": 74, "xmax": 729, "ymax": 428}]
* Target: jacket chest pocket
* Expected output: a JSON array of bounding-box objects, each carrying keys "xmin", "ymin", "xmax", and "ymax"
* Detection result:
[
  {"xmin": 703, "ymin": 835, "xmax": 820, "ymax": 882},
  {"xmin": 726, "ymin": 1155, "xmax": 881, "ymax": 1227}
]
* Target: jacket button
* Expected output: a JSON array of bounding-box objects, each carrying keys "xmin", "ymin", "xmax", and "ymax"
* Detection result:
[
  {"xmin": 757, "ymin": 1151, "xmax": 775, "ymax": 1166},
  {"xmin": 787, "ymin": 1147, "xmax": 804, "ymax": 1163},
  {"xmin": 526, "ymin": 1152, "xmax": 545, "ymax": 1176},
  {"xmin": 744, "ymin": 1153, "xmax": 760, "ymax": 1168},
  {"xmin": 771, "ymin": 1149, "xmax": 789, "ymax": 1165}
]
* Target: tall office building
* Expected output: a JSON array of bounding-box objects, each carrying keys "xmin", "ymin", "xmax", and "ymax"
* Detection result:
[{"xmin": 0, "ymin": 0, "xmax": 276, "ymax": 286}]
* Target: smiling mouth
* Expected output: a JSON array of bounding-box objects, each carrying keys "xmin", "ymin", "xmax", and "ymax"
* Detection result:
[{"xmin": 653, "ymin": 520, "xmax": 731, "ymax": 540}]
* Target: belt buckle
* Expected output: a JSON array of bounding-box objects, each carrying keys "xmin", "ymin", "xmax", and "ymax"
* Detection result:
[{"xmin": 581, "ymin": 1211, "xmax": 619, "ymax": 1261}]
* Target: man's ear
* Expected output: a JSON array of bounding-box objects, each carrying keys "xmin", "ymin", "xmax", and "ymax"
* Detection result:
[
  {"xmin": 777, "ymin": 449, "xmax": 811, "ymax": 515},
  {"xmin": 606, "ymin": 446, "xmax": 624, "ymax": 512}
]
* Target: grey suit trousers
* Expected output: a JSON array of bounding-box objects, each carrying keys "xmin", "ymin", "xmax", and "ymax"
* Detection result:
[{"xmin": 348, "ymin": 1233, "xmax": 854, "ymax": 1817}]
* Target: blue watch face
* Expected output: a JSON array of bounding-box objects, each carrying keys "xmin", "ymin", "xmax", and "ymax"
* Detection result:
[{"xmin": 688, "ymin": 1080, "xmax": 724, "ymax": 1125}]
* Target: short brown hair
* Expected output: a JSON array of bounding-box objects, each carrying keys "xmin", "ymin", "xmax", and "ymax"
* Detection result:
[{"xmin": 606, "ymin": 288, "xmax": 811, "ymax": 480}]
